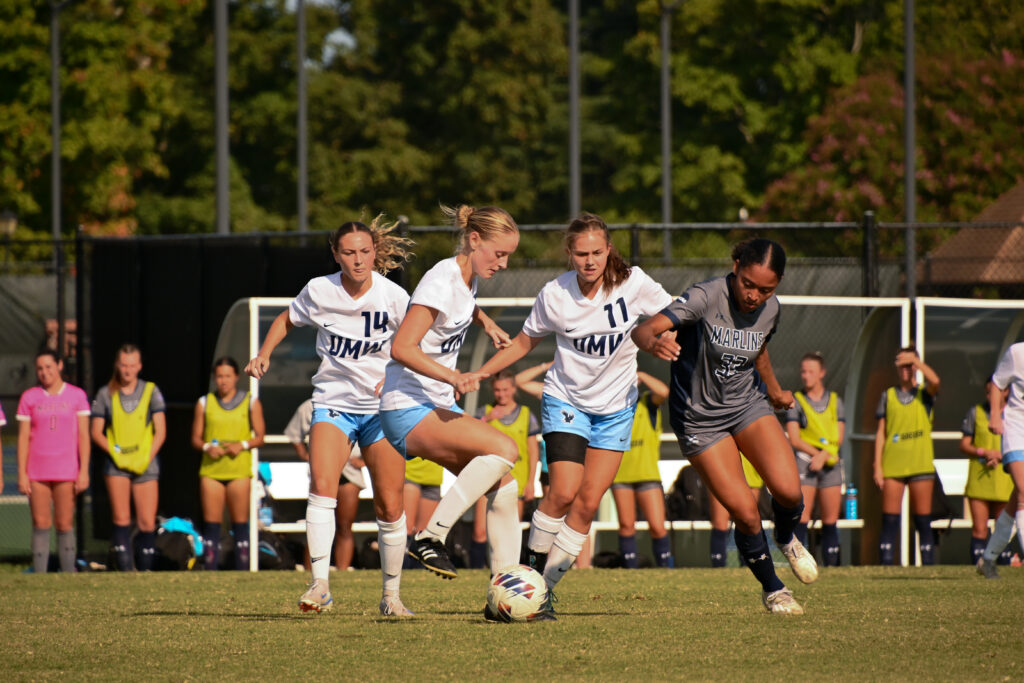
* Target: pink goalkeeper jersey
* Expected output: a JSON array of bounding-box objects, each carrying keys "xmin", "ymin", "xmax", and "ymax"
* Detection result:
[{"xmin": 17, "ymin": 383, "xmax": 90, "ymax": 481}]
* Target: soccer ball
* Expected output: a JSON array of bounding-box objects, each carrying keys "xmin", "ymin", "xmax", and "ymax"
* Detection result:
[{"xmin": 486, "ymin": 564, "xmax": 548, "ymax": 622}]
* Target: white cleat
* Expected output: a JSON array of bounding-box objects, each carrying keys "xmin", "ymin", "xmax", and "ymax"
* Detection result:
[
  {"xmin": 298, "ymin": 579, "xmax": 333, "ymax": 613},
  {"xmin": 780, "ymin": 537, "xmax": 819, "ymax": 584},
  {"xmin": 379, "ymin": 594, "xmax": 415, "ymax": 617},
  {"xmin": 976, "ymin": 557, "xmax": 1000, "ymax": 579},
  {"xmin": 762, "ymin": 587, "xmax": 804, "ymax": 615}
]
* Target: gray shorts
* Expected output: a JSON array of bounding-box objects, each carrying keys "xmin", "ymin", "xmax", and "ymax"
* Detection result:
[
  {"xmin": 672, "ymin": 398, "xmax": 774, "ymax": 459},
  {"xmin": 611, "ymin": 481, "xmax": 663, "ymax": 493},
  {"xmin": 405, "ymin": 480, "xmax": 441, "ymax": 502},
  {"xmin": 104, "ymin": 454, "xmax": 160, "ymax": 484},
  {"xmin": 795, "ymin": 453, "xmax": 843, "ymax": 489}
]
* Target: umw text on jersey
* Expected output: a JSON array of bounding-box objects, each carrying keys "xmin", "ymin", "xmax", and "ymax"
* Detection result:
[
  {"xmin": 709, "ymin": 325, "xmax": 765, "ymax": 352},
  {"xmin": 571, "ymin": 332, "xmax": 625, "ymax": 357},
  {"xmin": 327, "ymin": 335, "xmax": 386, "ymax": 359}
]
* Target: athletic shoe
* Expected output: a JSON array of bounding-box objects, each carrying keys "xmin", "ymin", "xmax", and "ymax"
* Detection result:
[
  {"xmin": 298, "ymin": 579, "xmax": 333, "ymax": 613},
  {"xmin": 528, "ymin": 550, "xmax": 548, "ymax": 573},
  {"xmin": 483, "ymin": 603, "xmax": 502, "ymax": 622},
  {"xmin": 407, "ymin": 537, "xmax": 457, "ymax": 579},
  {"xmin": 534, "ymin": 587, "xmax": 559, "ymax": 621},
  {"xmin": 976, "ymin": 557, "xmax": 1000, "ymax": 580},
  {"xmin": 379, "ymin": 594, "xmax": 415, "ymax": 617},
  {"xmin": 762, "ymin": 587, "xmax": 804, "ymax": 615},
  {"xmin": 780, "ymin": 537, "xmax": 819, "ymax": 584}
]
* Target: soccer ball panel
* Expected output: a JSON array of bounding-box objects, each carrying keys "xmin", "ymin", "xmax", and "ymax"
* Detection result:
[{"xmin": 486, "ymin": 564, "xmax": 547, "ymax": 623}]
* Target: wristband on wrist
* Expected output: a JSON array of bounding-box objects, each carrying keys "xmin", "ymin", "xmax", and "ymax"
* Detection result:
[
  {"xmin": 242, "ymin": 440, "xmax": 250, "ymax": 451},
  {"xmin": 202, "ymin": 442, "xmax": 213, "ymax": 452}
]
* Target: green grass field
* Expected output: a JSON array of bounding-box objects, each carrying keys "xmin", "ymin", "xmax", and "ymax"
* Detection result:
[{"xmin": 1, "ymin": 565, "xmax": 1022, "ymax": 681}]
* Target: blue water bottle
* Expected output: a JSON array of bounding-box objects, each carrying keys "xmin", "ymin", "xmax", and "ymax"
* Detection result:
[{"xmin": 844, "ymin": 487, "xmax": 858, "ymax": 519}]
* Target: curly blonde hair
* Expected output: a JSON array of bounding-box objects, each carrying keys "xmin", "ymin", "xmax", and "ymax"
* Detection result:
[{"xmin": 329, "ymin": 215, "xmax": 414, "ymax": 274}]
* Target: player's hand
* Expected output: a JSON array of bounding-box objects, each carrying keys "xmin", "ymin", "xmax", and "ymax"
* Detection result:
[
  {"xmin": 485, "ymin": 325, "xmax": 512, "ymax": 349},
  {"xmin": 894, "ymin": 350, "xmax": 918, "ymax": 369},
  {"xmin": 809, "ymin": 452, "xmax": 827, "ymax": 473},
  {"xmin": 74, "ymin": 472, "xmax": 90, "ymax": 495},
  {"xmin": 208, "ymin": 446, "xmax": 225, "ymax": 460},
  {"xmin": 872, "ymin": 464, "xmax": 884, "ymax": 490},
  {"xmin": 988, "ymin": 416, "xmax": 1004, "ymax": 436},
  {"xmin": 349, "ymin": 456, "xmax": 366, "ymax": 469},
  {"xmin": 524, "ymin": 486, "xmax": 535, "ymax": 503},
  {"xmin": 985, "ymin": 450, "xmax": 1002, "ymax": 468},
  {"xmin": 650, "ymin": 330, "xmax": 680, "ymax": 362},
  {"xmin": 452, "ymin": 370, "xmax": 488, "ymax": 396},
  {"xmin": 245, "ymin": 355, "xmax": 270, "ymax": 379},
  {"xmin": 225, "ymin": 442, "xmax": 243, "ymax": 457},
  {"xmin": 374, "ymin": 378, "xmax": 385, "ymax": 397},
  {"xmin": 18, "ymin": 474, "xmax": 31, "ymax": 497},
  {"xmin": 769, "ymin": 389, "xmax": 794, "ymax": 411}
]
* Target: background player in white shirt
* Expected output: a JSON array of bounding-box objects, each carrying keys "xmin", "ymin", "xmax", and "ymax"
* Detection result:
[
  {"xmin": 380, "ymin": 204, "xmax": 525, "ymax": 594},
  {"xmin": 977, "ymin": 342, "xmax": 1024, "ymax": 578},
  {"xmin": 476, "ymin": 213, "xmax": 673, "ymax": 616},
  {"xmin": 246, "ymin": 216, "xmax": 414, "ymax": 616}
]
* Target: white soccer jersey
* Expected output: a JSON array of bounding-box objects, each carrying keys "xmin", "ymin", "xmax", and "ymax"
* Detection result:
[
  {"xmin": 522, "ymin": 267, "xmax": 672, "ymax": 415},
  {"xmin": 380, "ymin": 257, "xmax": 477, "ymax": 410},
  {"xmin": 992, "ymin": 342, "xmax": 1024, "ymax": 452},
  {"xmin": 289, "ymin": 271, "xmax": 410, "ymax": 413}
]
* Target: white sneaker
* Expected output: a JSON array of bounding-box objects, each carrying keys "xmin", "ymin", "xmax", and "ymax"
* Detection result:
[
  {"xmin": 298, "ymin": 579, "xmax": 333, "ymax": 613},
  {"xmin": 976, "ymin": 557, "xmax": 1000, "ymax": 579},
  {"xmin": 762, "ymin": 587, "xmax": 804, "ymax": 615},
  {"xmin": 780, "ymin": 537, "xmax": 819, "ymax": 584},
  {"xmin": 379, "ymin": 594, "xmax": 415, "ymax": 617}
]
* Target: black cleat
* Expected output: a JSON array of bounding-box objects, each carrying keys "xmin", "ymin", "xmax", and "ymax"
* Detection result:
[
  {"xmin": 528, "ymin": 550, "xmax": 548, "ymax": 573},
  {"xmin": 483, "ymin": 603, "xmax": 503, "ymax": 622},
  {"xmin": 407, "ymin": 536, "xmax": 457, "ymax": 579}
]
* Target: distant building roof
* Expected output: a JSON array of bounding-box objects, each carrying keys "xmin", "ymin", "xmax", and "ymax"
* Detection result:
[{"xmin": 920, "ymin": 182, "xmax": 1024, "ymax": 284}]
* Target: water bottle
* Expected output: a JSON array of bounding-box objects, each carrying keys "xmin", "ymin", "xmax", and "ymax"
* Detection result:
[
  {"xmin": 258, "ymin": 505, "xmax": 273, "ymax": 528},
  {"xmin": 844, "ymin": 487, "xmax": 858, "ymax": 520}
]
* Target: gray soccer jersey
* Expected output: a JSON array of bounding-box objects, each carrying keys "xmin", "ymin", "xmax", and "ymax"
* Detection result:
[{"xmin": 660, "ymin": 274, "xmax": 779, "ymax": 438}]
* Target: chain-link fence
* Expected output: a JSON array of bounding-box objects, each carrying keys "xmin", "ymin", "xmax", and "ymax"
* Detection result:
[{"xmin": 0, "ymin": 217, "xmax": 1022, "ymax": 561}]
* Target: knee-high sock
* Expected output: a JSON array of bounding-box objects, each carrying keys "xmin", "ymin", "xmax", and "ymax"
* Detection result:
[
  {"xmin": 32, "ymin": 527, "xmax": 50, "ymax": 574},
  {"xmin": 710, "ymin": 528, "xmax": 729, "ymax": 567},
  {"xmin": 203, "ymin": 522, "xmax": 221, "ymax": 570},
  {"xmin": 57, "ymin": 530, "xmax": 77, "ymax": 573},
  {"xmin": 794, "ymin": 521, "xmax": 809, "ymax": 547},
  {"xmin": 652, "ymin": 535, "xmax": 674, "ymax": 568},
  {"xmin": 913, "ymin": 514, "xmax": 935, "ymax": 565},
  {"xmin": 377, "ymin": 514, "xmax": 406, "ymax": 595},
  {"xmin": 232, "ymin": 522, "xmax": 250, "ymax": 570},
  {"xmin": 136, "ymin": 531, "xmax": 156, "ymax": 571},
  {"xmin": 543, "ymin": 523, "xmax": 588, "ymax": 589},
  {"xmin": 619, "ymin": 534, "xmax": 638, "ymax": 569},
  {"xmin": 970, "ymin": 536, "xmax": 986, "ymax": 564},
  {"xmin": 983, "ymin": 510, "xmax": 1015, "ymax": 562},
  {"xmin": 306, "ymin": 493, "xmax": 337, "ymax": 582},
  {"xmin": 486, "ymin": 481, "xmax": 521, "ymax": 573},
  {"xmin": 418, "ymin": 454, "xmax": 512, "ymax": 542},
  {"xmin": 772, "ymin": 498, "xmax": 804, "ymax": 546},
  {"xmin": 735, "ymin": 528, "xmax": 785, "ymax": 593},
  {"xmin": 1015, "ymin": 508, "xmax": 1024, "ymax": 560},
  {"xmin": 880, "ymin": 513, "xmax": 900, "ymax": 565},
  {"xmin": 528, "ymin": 509, "xmax": 564, "ymax": 553},
  {"xmin": 112, "ymin": 524, "xmax": 133, "ymax": 571},
  {"xmin": 821, "ymin": 523, "xmax": 840, "ymax": 567}
]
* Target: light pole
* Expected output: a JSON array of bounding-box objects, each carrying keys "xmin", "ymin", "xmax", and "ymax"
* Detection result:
[
  {"xmin": 660, "ymin": 1, "xmax": 683, "ymax": 264},
  {"xmin": 297, "ymin": 0, "xmax": 308, "ymax": 233},
  {"xmin": 215, "ymin": 0, "xmax": 229, "ymax": 234},
  {"xmin": 903, "ymin": 0, "xmax": 916, "ymax": 299},
  {"xmin": 568, "ymin": 0, "xmax": 581, "ymax": 218},
  {"xmin": 51, "ymin": 1, "xmax": 71, "ymax": 356}
]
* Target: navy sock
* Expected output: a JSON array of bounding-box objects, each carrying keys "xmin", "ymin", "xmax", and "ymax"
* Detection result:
[
  {"xmin": 821, "ymin": 523, "xmax": 840, "ymax": 567},
  {"xmin": 619, "ymin": 535, "xmax": 638, "ymax": 569},
  {"xmin": 113, "ymin": 524, "xmax": 133, "ymax": 571},
  {"xmin": 710, "ymin": 529, "xmax": 728, "ymax": 567},
  {"xmin": 203, "ymin": 522, "xmax": 221, "ymax": 570},
  {"xmin": 880, "ymin": 513, "xmax": 900, "ymax": 565},
  {"xmin": 997, "ymin": 538, "xmax": 1016, "ymax": 565},
  {"xmin": 232, "ymin": 523, "xmax": 250, "ymax": 570},
  {"xmin": 652, "ymin": 535, "xmax": 674, "ymax": 568},
  {"xmin": 735, "ymin": 529, "xmax": 785, "ymax": 593},
  {"xmin": 970, "ymin": 536, "xmax": 986, "ymax": 564},
  {"xmin": 771, "ymin": 498, "xmax": 804, "ymax": 546},
  {"xmin": 794, "ymin": 521, "xmax": 809, "ymax": 547},
  {"xmin": 469, "ymin": 540, "xmax": 488, "ymax": 569},
  {"xmin": 913, "ymin": 515, "xmax": 935, "ymax": 565},
  {"xmin": 136, "ymin": 531, "xmax": 156, "ymax": 571}
]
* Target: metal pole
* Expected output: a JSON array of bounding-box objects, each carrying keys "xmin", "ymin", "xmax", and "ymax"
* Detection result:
[
  {"xmin": 903, "ymin": 0, "xmax": 915, "ymax": 298},
  {"xmin": 296, "ymin": 0, "xmax": 308, "ymax": 233},
  {"xmin": 861, "ymin": 210, "xmax": 878, "ymax": 297},
  {"xmin": 215, "ymin": 0, "xmax": 229, "ymax": 234},
  {"xmin": 568, "ymin": 0, "xmax": 580, "ymax": 218},
  {"xmin": 660, "ymin": 4, "xmax": 672, "ymax": 264},
  {"xmin": 51, "ymin": 2, "xmax": 66, "ymax": 357}
]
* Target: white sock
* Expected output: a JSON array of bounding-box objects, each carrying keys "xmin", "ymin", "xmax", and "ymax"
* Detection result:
[
  {"xmin": 486, "ymin": 481, "xmax": 521, "ymax": 574},
  {"xmin": 528, "ymin": 509, "xmax": 565, "ymax": 554},
  {"xmin": 982, "ymin": 510, "xmax": 1015, "ymax": 562},
  {"xmin": 377, "ymin": 514, "xmax": 407, "ymax": 595},
  {"xmin": 306, "ymin": 493, "xmax": 337, "ymax": 582},
  {"xmin": 418, "ymin": 454, "xmax": 512, "ymax": 542},
  {"xmin": 543, "ymin": 523, "xmax": 588, "ymax": 589},
  {"xmin": 1016, "ymin": 508, "xmax": 1024, "ymax": 558}
]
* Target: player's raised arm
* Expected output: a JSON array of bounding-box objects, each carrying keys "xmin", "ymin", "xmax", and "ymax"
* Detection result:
[{"xmin": 245, "ymin": 309, "xmax": 294, "ymax": 379}]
